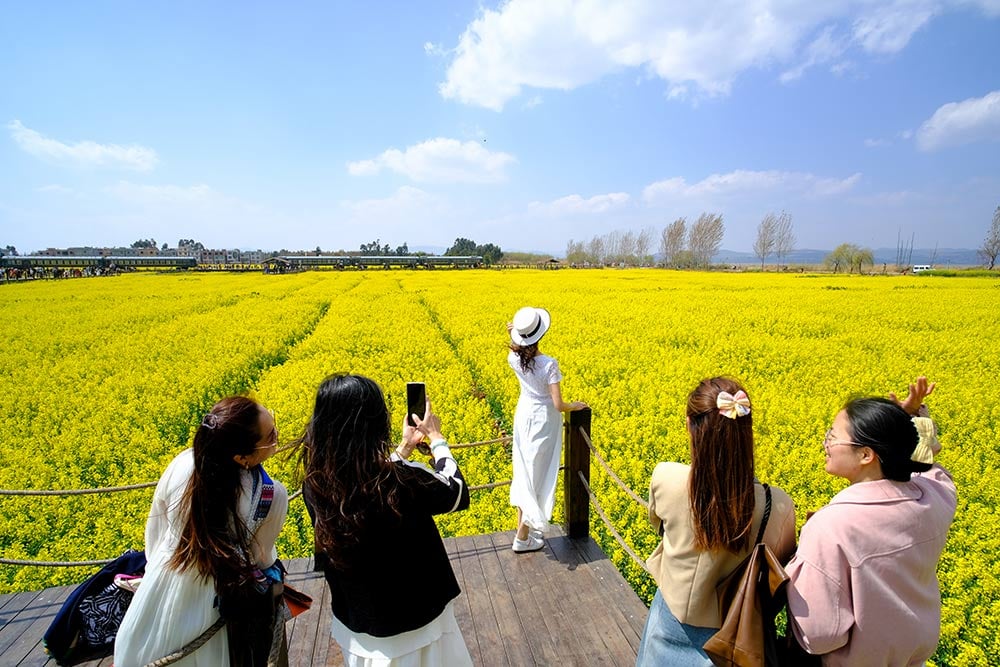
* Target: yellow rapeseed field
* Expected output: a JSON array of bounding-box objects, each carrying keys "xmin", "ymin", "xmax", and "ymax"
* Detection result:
[{"xmin": 1, "ymin": 270, "xmax": 997, "ymax": 665}]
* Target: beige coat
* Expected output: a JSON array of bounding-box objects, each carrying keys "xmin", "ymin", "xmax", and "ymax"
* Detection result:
[{"xmin": 646, "ymin": 461, "xmax": 797, "ymax": 628}]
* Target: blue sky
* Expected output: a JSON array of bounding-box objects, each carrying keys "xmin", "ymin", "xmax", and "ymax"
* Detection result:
[{"xmin": 1, "ymin": 1, "xmax": 998, "ymax": 255}]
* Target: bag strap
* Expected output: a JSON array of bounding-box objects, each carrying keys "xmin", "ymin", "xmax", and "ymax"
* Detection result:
[{"xmin": 755, "ymin": 483, "xmax": 772, "ymax": 545}]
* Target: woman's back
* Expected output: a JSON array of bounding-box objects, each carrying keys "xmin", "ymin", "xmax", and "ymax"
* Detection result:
[
  {"xmin": 646, "ymin": 461, "xmax": 796, "ymax": 627},
  {"xmin": 507, "ymin": 350, "xmax": 561, "ymax": 404}
]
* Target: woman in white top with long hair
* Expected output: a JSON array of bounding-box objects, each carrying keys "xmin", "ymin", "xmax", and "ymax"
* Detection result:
[
  {"xmin": 114, "ymin": 396, "xmax": 289, "ymax": 666},
  {"xmin": 506, "ymin": 307, "xmax": 587, "ymax": 553}
]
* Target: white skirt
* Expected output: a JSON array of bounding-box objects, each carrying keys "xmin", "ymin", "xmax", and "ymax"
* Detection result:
[
  {"xmin": 113, "ymin": 554, "xmax": 227, "ymax": 667},
  {"xmin": 332, "ymin": 601, "xmax": 472, "ymax": 667},
  {"xmin": 509, "ymin": 401, "xmax": 563, "ymax": 531}
]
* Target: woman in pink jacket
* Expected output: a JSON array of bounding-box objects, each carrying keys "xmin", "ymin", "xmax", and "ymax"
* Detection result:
[{"xmin": 786, "ymin": 377, "xmax": 957, "ymax": 666}]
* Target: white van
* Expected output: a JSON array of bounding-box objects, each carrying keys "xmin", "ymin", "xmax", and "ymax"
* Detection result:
[{"xmin": 913, "ymin": 264, "xmax": 932, "ymax": 273}]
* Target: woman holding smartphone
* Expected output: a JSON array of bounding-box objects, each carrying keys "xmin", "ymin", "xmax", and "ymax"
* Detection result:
[
  {"xmin": 507, "ymin": 307, "xmax": 587, "ymax": 553},
  {"xmin": 301, "ymin": 374, "xmax": 472, "ymax": 666}
]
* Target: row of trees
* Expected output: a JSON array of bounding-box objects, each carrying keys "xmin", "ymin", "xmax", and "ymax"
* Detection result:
[
  {"xmin": 565, "ymin": 227, "xmax": 656, "ymax": 266},
  {"xmin": 355, "ymin": 237, "xmax": 505, "ymax": 264},
  {"xmin": 565, "ymin": 213, "xmax": 728, "ymax": 268}
]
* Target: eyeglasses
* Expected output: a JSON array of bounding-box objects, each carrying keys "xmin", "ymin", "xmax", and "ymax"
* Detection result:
[
  {"xmin": 822, "ymin": 428, "xmax": 867, "ymax": 454},
  {"xmin": 255, "ymin": 409, "xmax": 278, "ymax": 449}
]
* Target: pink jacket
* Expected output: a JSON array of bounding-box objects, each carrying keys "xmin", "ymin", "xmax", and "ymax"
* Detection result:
[{"xmin": 786, "ymin": 464, "xmax": 957, "ymax": 666}]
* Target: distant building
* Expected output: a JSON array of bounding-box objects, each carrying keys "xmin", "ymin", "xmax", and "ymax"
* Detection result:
[{"xmin": 240, "ymin": 250, "xmax": 265, "ymax": 264}]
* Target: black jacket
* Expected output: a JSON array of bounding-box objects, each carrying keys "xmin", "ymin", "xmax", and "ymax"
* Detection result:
[{"xmin": 304, "ymin": 450, "xmax": 470, "ymax": 637}]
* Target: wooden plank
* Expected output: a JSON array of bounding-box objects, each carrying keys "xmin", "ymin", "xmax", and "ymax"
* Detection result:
[
  {"xmin": 445, "ymin": 534, "xmax": 482, "ymax": 666},
  {"xmin": 571, "ymin": 537, "xmax": 650, "ymax": 644},
  {"xmin": 507, "ymin": 526, "xmax": 593, "ymax": 665},
  {"xmin": 487, "ymin": 530, "xmax": 563, "ymax": 666},
  {"xmin": 544, "ymin": 534, "xmax": 636, "ymax": 665},
  {"xmin": 471, "ymin": 532, "xmax": 534, "ymax": 666},
  {"xmin": 0, "ymin": 590, "xmax": 44, "ymax": 654},
  {"xmin": 285, "ymin": 560, "xmax": 331, "ymax": 667},
  {"xmin": 456, "ymin": 534, "xmax": 509, "ymax": 666},
  {"xmin": 308, "ymin": 570, "xmax": 338, "ymax": 667},
  {"xmin": 3, "ymin": 585, "xmax": 74, "ymax": 666}
]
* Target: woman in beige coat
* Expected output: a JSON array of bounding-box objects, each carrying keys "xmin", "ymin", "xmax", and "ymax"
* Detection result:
[{"xmin": 636, "ymin": 377, "xmax": 797, "ymax": 666}]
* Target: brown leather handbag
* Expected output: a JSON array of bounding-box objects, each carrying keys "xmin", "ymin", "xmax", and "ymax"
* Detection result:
[{"xmin": 703, "ymin": 484, "xmax": 790, "ymax": 667}]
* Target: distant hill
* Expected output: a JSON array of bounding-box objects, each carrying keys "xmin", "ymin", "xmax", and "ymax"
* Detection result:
[{"xmin": 714, "ymin": 247, "xmax": 981, "ymax": 267}]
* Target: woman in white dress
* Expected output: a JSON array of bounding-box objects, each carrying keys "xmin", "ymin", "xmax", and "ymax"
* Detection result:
[
  {"xmin": 301, "ymin": 374, "xmax": 472, "ymax": 667},
  {"xmin": 507, "ymin": 307, "xmax": 587, "ymax": 553},
  {"xmin": 114, "ymin": 396, "xmax": 289, "ymax": 667}
]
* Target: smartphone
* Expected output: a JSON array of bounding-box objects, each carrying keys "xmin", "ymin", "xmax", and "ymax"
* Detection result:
[{"xmin": 406, "ymin": 382, "xmax": 427, "ymax": 427}]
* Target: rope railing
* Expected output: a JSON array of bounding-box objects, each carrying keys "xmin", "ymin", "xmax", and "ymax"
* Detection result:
[
  {"xmin": 0, "ymin": 436, "xmax": 511, "ymax": 497},
  {"xmin": 0, "ymin": 481, "xmax": 159, "ymax": 497},
  {"xmin": 578, "ymin": 427, "xmax": 649, "ymax": 510},
  {"xmin": 0, "ymin": 435, "xmax": 517, "ymax": 567},
  {"xmin": 576, "ymin": 471, "xmax": 652, "ymax": 577}
]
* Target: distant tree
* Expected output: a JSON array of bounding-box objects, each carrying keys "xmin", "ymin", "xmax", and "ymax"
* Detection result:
[
  {"xmin": 825, "ymin": 243, "xmax": 853, "ymax": 273},
  {"xmin": 476, "ymin": 243, "xmax": 503, "ymax": 265},
  {"xmin": 359, "ymin": 239, "xmax": 391, "ymax": 255},
  {"xmin": 1, "ymin": 245, "xmax": 17, "ymax": 257},
  {"xmin": 774, "ymin": 211, "xmax": 795, "ymax": 266},
  {"xmin": 587, "ymin": 236, "xmax": 605, "ymax": 265},
  {"xmin": 565, "ymin": 239, "xmax": 587, "ymax": 264},
  {"xmin": 131, "ymin": 238, "xmax": 157, "ymax": 249},
  {"xmin": 753, "ymin": 213, "xmax": 778, "ymax": 269},
  {"xmin": 618, "ymin": 230, "xmax": 637, "ymax": 265},
  {"xmin": 315, "ymin": 245, "xmax": 322, "ymax": 255},
  {"xmin": 825, "ymin": 243, "xmax": 874, "ymax": 274},
  {"xmin": 635, "ymin": 227, "xmax": 655, "ymax": 266},
  {"xmin": 660, "ymin": 218, "xmax": 686, "ymax": 267},
  {"xmin": 979, "ymin": 206, "xmax": 1000, "ymax": 270},
  {"xmin": 894, "ymin": 229, "xmax": 915, "ymax": 273},
  {"xmin": 394, "ymin": 243, "xmax": 409, "ymax": 256},
  {"xmin": 161, "ymin": 242, "xmax": 168, "ymax": 251},
  {"xmin": 688, "ymin": 213, "xmax": 724, "ymax": 267},
  {"xmin": 445, "ymin": 238, "xmax": 478, "ymax": 256},
  {"xmin": 178, "ymin": 239, "xmax": 205, "ymax": 251},
  {"xmin": 851, "ymin": 247, "xmax": 875, "ymax": 273}
]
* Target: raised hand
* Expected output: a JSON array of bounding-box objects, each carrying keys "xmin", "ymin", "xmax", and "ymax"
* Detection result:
[{"xmin": 889, "ymin": 376, "xmax": 936, "ymax": 416}]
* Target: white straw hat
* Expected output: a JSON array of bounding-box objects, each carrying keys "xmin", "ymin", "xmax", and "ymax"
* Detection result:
[{"xmin": 510, "ymin": 307, "xmax": 551, "ymax": 346}]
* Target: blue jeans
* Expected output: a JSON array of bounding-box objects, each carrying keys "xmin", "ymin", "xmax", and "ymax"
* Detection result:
[{"xmin": 636, "ymin": 590, "xmax": 715, "ymax": 667}]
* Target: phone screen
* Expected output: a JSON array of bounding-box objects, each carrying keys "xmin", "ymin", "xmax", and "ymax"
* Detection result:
[{"xmin": 406, "ymin": 382, "xmax": 426, "ymax": 427}]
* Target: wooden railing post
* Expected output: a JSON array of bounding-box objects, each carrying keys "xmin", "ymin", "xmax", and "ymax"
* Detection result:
[{"xmin": 564, "ymin": 407, "xmax": 592, "ymax": 539}]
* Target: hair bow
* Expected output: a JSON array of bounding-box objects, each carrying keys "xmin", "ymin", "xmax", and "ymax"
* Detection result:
[
  {"xmin": 717, "ymin": 390, "xmax": 751, "ymax": 419},
  {"xmin": 202, "ymin": 413, "xmax": 219, "ymax": 430}
]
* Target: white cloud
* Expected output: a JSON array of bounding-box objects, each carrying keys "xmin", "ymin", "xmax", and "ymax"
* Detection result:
[
  {"xmin": 438, "ymin": 1, "xmax": 997, "ymax": 109},
  {"xmin": 916, "ymin": 90, "xmax": 1000, "ymax": 151},
  {"xmin": 529, "ymin": 192, "xmax": 630, "ymax": 215},
  {"xmin": 780, "ymin": 25, "xmax": 848, "ymax": 83},
  {"xmin": 36, "ymin": 184, "xmax": 75, "ymax": 195},
  {"xmin": 864, "ymin": 138, "xmax": 890, "ymax": 147},
  {"xmin": 346, "ymin": 138, "xmax": 516, "ymax": 184},
  {"xmin": 851, "ymin": 1, "xmax": 938, "ymax": 54},
  {"xmin": 106, "ymin": 181, "xmax": 215, "ymax": 203},
  {"xmin": 643, "ymin": 169, "xmax": 862, "ymax": 202},
  {"xmin": 7, "ymin": 120, "xmax": 158, "ymax": 171},
  {"xmin": 340, "ymin": 186, "xmax": 440, "ymax": 217}
]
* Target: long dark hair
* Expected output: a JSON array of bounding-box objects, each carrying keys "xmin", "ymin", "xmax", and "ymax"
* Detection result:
[
  {"xmin": 169, "ymin": 396, "xmax": 263, "ymax": 590},
  {"xmin": 302, "ymin": 374, "xmax": 404, "ymax": 568},
  {"xmin": 509, "ymin": 342, "xmax": 540, "ymax": 372},
  {"xmin": 843, "ymin": 397, "xmax": 931, "ymax": 482},
  {"xmin": 687, "ymin": 377, "xmax": 756, "ymax": 554}
]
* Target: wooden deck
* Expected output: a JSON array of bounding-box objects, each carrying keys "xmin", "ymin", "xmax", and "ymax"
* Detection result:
[{"xmin": 0, "ymin": 527, "xmax": 649, "ymax": 666}]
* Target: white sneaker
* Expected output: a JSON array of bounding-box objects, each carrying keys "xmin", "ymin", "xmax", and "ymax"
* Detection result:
[{"xmin": 512, "ymin": 534, "xmax": 544, "ymax": 553}]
